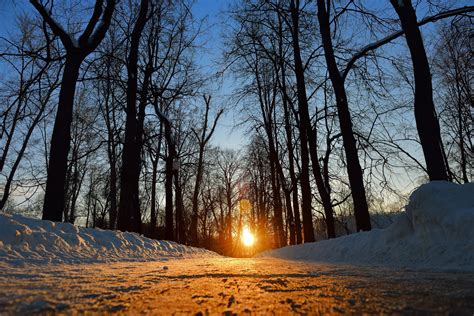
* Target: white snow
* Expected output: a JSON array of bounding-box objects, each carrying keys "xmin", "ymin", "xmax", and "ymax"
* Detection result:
[
  {"xmin": 258, "ymin": 181, "xmax": 474, "ymax": 271},
  {"xmin": 0, "ymin": 214, "xmax": 218, "ymax": 267},
  {"xmin": 1, "ymin": 181, "xmax": 472, "ymax": 272}
]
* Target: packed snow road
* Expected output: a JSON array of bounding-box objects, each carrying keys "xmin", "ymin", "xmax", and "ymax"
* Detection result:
[{"xmin": 1, "ymin": 257, "xmax": 473, "ymax": 315}]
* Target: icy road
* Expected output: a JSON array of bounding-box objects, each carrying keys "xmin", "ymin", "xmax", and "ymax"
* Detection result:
[{"xmin": 1, "ymin": 257, "xmax": 473, "ymax": 315}]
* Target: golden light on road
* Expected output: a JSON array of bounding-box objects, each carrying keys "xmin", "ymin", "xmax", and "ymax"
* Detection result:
[{"xmin": 241, "ymin": 226, "xmax": 255, "ymax": 247}]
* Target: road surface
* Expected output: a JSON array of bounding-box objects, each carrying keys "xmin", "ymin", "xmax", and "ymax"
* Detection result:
[{"xmin": 0, "ymin": 257, "xmax": 473, "ymax": 314}]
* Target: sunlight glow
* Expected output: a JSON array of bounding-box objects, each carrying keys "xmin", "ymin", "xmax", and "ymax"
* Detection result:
[{"xmin": 241, "ymin": 226, "xmax": 255, "ymax": 247}]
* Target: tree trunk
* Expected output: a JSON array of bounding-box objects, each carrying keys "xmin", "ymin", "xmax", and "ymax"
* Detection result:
[
  {"xmin": 117, "ymin": 0, "xmax": 149, "ymax": 233},
  {"xmin": 175, "ymin": 170, "xmax": 186, "ymax": 243},
  {"xmin": 458, "ymin": 98, "xmax": 469, "ymax": 183},
  {"xmin": 42, "ymin": 55, "xmax": 82, "ymax": 222},
  {"xmin": 296, "ymin": 124, "xmax": 314, "ymax": 242},
  {"xmin": 290, "ymin": 0, "xmax": 336, "ymax": 239},
  {"xmin": 278, "ymin": 43, "xmax": 302, "ymax": 244},
  {"xmin": 268, "ymin": 135, "xmax": 285, "ymax": 247},
  {"xmin": 116, "ymin": 86, "xmax": 143, "ymax": 233},
  {"xmin": 85, "ymin": 175, "xmax": 93, "ymax": 228},
  {"xmin": 190, "ymin": 147, "xmax": 204, "ymax": 245},
  {"xmin": 68, "ymin": 159, "xmax": 86, "ymax": 224},
  {"xmin": 164, "ymin": 123, "xmax": 175, "ymax": 241},
  {"xmin": 226, "ymin": 184, "xmax": 233, "ymax": 254},
  {"xmin": 283, "ymin": 185, "xmax": 295, "ymax": 245},
  {"xmin": 284, "ymin": 116, "xmax": 302, "ymax": 244},
  {"xmin": 104, "ymin": 80, "xmax": 118, "ymax": 230},
  {"xmin": 117, "ymin": 107, "xmax": 143, "ymax": 233},
  {"xmin": 317, "ymin": 0, "xmax": 371, "ymax": 232},
  {"xmin": 150, "ymin": 155, "xmax": 158, "ymax": 235},
  {"xmin": 149, "ymin": 123, "xmax": 162, "ymax": 235},
  {"xmin": 108, "ymin": 155, "xmax": 118, "ymax": 229},
  {"xmin": 390, "ymin": 0, "xmax": 449, "ymax": 181}
]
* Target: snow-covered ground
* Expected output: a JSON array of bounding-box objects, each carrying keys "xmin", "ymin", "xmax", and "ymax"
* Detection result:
[
  {"xmin": 0, "ymin": 214, "xmax": 218, "ymax": 267},
  {"xmin": 1, "ymin": 181, "xmax": 472, "ymax": 272},
  {"xmin": 259, "ymin": 181, "xmax": 474, "ymax": 271}
]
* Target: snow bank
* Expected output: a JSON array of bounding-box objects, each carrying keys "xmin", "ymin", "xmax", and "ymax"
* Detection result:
[
  {"xmin": 258, "ymin": 181, "xmax": 474, "ymax": 271},
  {"xmin": 0, "ymin": 214, "xmax": 218, "ymax": 266}
]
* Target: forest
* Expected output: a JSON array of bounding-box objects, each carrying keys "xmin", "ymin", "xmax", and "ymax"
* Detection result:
[{"xmin": 0, "ymin": 0, "xmax": 472, "ymax": 257}]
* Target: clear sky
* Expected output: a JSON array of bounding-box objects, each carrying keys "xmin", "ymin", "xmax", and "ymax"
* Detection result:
[
  {"xmin": 0, "ymin": 1, "xmax": 23, "ymax": 35},
  {"xmin": 190, "ymin": 0, "xmax": 247, "ymax": 150}
]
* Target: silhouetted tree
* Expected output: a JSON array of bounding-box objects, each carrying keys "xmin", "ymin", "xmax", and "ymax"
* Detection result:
[
  {"xmin": 30, "ymin": 0, "xmax": 116, "ymax": 222},
  {"xmin": 390, "ymin": 0, "xmax": 449, "ymax": 181},
  {"xmin": 117, "ymin": 0, "xmax": 150, "ymax": 233},
  {"xmin": 317, "ymin": 0, "xmax": 371, "ymax": 232}
]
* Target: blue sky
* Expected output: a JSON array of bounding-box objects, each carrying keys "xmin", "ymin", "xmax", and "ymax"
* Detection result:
[
  {"xmin": 0, "ymin": 1, "xmax": 24, "ymax": 34},
  {"xmin": 190, "ymin": 0, "xmax": 247, "ymax": 150}
]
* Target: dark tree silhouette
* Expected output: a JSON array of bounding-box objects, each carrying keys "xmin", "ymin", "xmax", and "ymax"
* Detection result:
[
  {"xmin": 30, "ymin": 0, "xmax": 116, "ymax": 222},
  {"xmin": 390, "ymin": 0, "xmax": 449, "ymax": 181},
  {"xmin": 317, "ymin": 0, "xmax": 371, "ymax": 232},
  {"xmin": 190, "ymin": 96, "xmax": 223, "ymax": 246},
  {"xmin": 290, "ymin": 0, "xmax": 336, "ymax": 239},
  {"xmin": 117, "ymin": 0, "xmax": 150, "ymax": 233}
]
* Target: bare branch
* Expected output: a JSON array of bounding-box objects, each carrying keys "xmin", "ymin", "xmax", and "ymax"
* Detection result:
[{"xmin": 342, "ymin": 6, "xmax": 474, "ymax": 81}]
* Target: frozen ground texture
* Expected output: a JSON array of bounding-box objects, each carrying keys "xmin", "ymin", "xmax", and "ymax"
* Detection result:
[
  {"xmin": 1, "ymin": 258, "xmax": 473, "ymax": 314},
  {"xmin": 259, "ymin": 181, "xmax": 474, "ymax": 271},
  {"xmin": 0, "ymin": 214, "xmax": 217, "ymax": 266}
]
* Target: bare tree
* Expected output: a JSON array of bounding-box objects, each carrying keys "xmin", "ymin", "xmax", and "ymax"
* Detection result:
[
  {"xmin": 117, "ymin": 0, "xmax": 150, "ymax": 233},
  {"xmin": 0, "ymin": 16, "xmax": 61, "ymax": 210},
  {"xmin": 289, "ymin": 0, "xmax": 336, "ymax": 239},
  {"xmin": 189, "ymin": 95, "xmax": 223, "ymax": 246},
  {"xmin": 433, "ymin": 20, "xmax": 473, "ymax": 183},
  {"xmin": 316, "ymin": 0, "xmax": 371, "ymax": 232},
  {"xmin": 30, "ymin": 0, "xmax": 116, "ymax": 222}
]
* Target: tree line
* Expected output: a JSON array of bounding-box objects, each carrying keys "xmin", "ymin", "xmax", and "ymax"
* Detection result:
[{"xmin": 0, "ymin": 0, "xmax": 472, "ymax": 255}]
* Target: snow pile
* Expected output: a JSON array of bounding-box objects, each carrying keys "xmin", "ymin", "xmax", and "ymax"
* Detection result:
[
  {"xmin": 0, "ymin": 214, "xmax": 218, "ymax": 266},
  {"xmin": 259, "ymin": 181, "xmax": 474, "ymax": 271}
]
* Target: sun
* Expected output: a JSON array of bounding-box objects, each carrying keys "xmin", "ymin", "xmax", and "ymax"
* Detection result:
[{"xmin": 241, "ymin": 226, "xmax": 255, "ymax": 247}]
